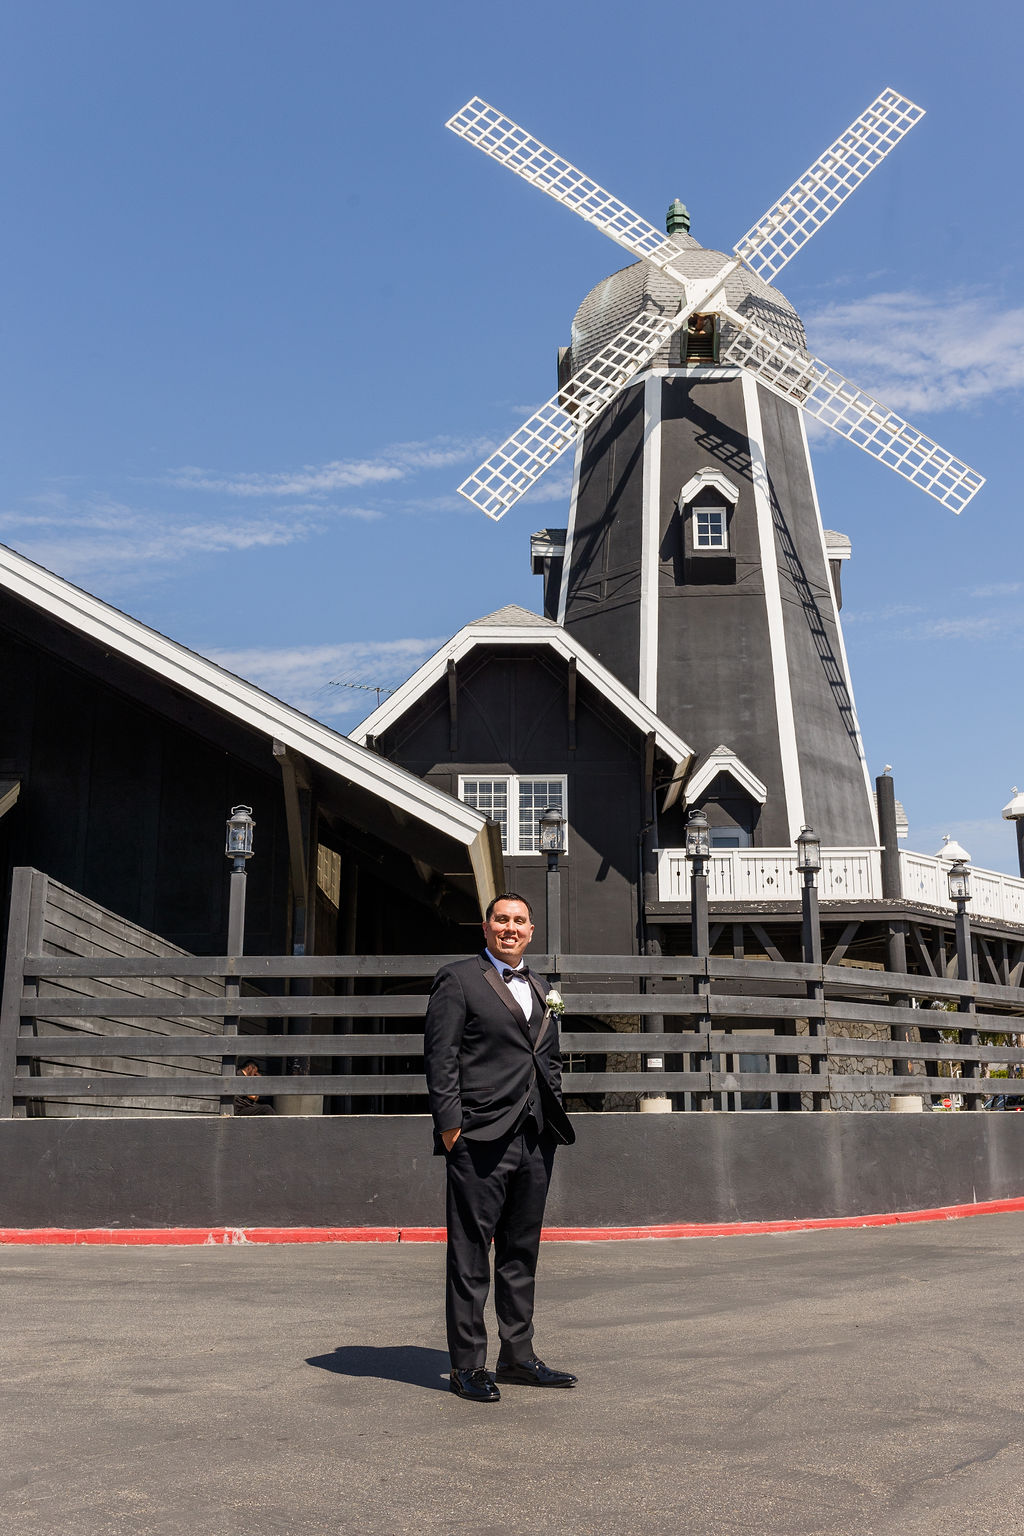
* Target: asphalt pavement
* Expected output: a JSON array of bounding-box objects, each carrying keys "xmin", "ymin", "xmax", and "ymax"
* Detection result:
[{"xmin": 3, "ymin": 1215, "xmax": 1023, "ymax": 1536}]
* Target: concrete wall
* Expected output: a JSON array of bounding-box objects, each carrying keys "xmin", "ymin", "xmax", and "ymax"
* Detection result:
[{"xmin": 2, "ymin": 1114, "xmax": 1023, "ymax": 1229}]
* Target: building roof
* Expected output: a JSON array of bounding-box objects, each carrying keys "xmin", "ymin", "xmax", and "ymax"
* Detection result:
[
  {"xmin": 352, "ymin": 607, "xmax": 695, "ymax": 780},
  {"xmin": 683, "ymin": 745, "xmax": 768, "ymax": 807},
  {"xmin": 569, "ymin": 243, "xmax": 807, "ymax": 377},
  {"xmin": 0, "ymin": 543, "xmax": 502, "ymax": 907}
]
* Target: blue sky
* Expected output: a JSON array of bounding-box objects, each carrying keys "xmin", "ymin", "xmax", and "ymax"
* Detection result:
[{"xmin": 1, "ymin": 1, "xmax": 1021, "ymax": 869}]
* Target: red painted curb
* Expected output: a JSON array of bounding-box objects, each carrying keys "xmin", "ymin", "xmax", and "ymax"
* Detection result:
[{"xmin": 2, "ymin": 1196, "xmax": 1024, "ymax": 1246}]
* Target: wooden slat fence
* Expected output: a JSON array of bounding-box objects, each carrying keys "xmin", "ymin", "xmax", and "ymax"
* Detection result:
[
  {"xmin": 0, "ymin": 869, "xmax": 266, "ymax": 1116},
  {"xmin": 3, "ymin": 870, "xmax": 1024, "ymax": 1115}
]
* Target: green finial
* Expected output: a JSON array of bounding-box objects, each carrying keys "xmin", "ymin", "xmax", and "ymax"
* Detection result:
[{"xmin": 666, "ymin": 198, "xmax": 690, "ymax": 235}]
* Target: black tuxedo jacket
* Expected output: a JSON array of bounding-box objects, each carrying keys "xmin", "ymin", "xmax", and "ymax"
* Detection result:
[{"xmin": 423, "ymin": 953, "xmax": 575, "ymax": 1154}]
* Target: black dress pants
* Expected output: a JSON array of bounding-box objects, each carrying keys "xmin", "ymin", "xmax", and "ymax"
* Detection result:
[{"xmin": 444, "ymin": 1120, "xmax": 556, "ymax": 1369}]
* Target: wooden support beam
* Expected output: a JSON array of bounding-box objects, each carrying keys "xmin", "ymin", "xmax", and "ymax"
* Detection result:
[
  {"xmin": 0, "ymin": 779, "xmax": 21, "ymax": 819},
  {"xmin": 567, "ymin": 656, "xmax": 577, "ymax": 751},
  {"xmin": 273, "ymin": 742, "xmax": 312, "ymax": 955},
  {"xmin": 908, "ymin": 922, "xmax": 936, "ymax": 978},
  {"xmin": 750, "ymin": 923, "xmax": 785, "ymax": 964},
  {"xmin": 826, "ymin": 921, "xmax": 860, "ymax": 966},
  {"xmin": 447, "ymin": 659, "xmax": 458, "ymax": 754},
  {"xmin": 643, "ymin": 732, "xmax": 656, "ymax": 802}
]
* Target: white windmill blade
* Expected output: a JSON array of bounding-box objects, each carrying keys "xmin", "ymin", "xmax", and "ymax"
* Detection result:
[
  {"xmin": 734, "ymin": 89, "xmax": 925, "ymax": 284},
  {"xmin": 446, "ymin": 97, "xmax": 692, "ymax": 285},
  {"xmin": 718, "ymin": 307, "xmax": 984, "ymax": 514},
  {"xmin": 458, "ymin": 305, "xmax": 692, "ymax": 521}
]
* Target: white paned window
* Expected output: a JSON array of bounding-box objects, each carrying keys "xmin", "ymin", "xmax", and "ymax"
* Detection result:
[
  {"xmin": 694, "ymin": 505, "xmax": 728, "ymax": 548},
  {"xmin": 459, "ymin": 775, "xmax": 567, "ymax": 855},
  {"xmin": 459, "ymin": 778, "xmax": 509, "ymax": 851}
]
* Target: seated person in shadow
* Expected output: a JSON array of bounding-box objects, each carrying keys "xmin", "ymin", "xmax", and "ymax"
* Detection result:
[{"xmin": 233, "ymin": 1058, "xmax": 277, "ymax": 1116}]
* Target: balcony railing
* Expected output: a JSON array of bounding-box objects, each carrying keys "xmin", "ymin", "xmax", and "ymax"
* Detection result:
[
  {"xmin": 657, "ymin": 847, "xmax": 881, "ymax": 903},
  {"xmin": 656, "ymin": 846, "xmax": 1024, "ymax": 924}
]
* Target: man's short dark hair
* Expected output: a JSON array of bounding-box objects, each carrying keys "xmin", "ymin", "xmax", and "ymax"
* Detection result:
[
  {"xmin": 485, "ymin": 891, "xmax": 534, "ymax": 922},
  {"xmin": 238, "ymin": 1059, "xmax": 261, "ymax": 1073}
]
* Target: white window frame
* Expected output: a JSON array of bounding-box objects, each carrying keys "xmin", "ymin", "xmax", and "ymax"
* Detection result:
[
  {"xmin": 458, "ymin": 774, "xmax": 568, "ymax": 856},
  {"xmin": 693, "ymin": 504, "xmax": 728, "ymax": 549}
]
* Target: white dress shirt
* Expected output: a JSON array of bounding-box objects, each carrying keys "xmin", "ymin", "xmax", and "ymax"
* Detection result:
[{"xmin": 485, "ymin": 948, "xmax": 532, "ymax": 1021}]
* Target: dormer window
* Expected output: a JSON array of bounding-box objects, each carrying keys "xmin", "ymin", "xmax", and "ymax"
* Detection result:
[{"xmin": 676, "ymin": 468, "xmax": 740, "ymax": 585}]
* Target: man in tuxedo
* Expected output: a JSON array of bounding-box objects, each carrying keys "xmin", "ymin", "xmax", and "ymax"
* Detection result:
[{"xmin": 424, "ymin": 891, "xmax": 577, "ymax": 1403}]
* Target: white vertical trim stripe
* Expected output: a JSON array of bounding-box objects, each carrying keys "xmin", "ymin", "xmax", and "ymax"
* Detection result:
[
  {"xmin": 798, "ymin": 410, "xmax": 878, "ymax": 840},
  {"xmin": 741, "ymin": 374, "xmax": 806, "ymax": 842},
  {"xmin": 638, "ymin": 375, "xmax": 662, "ymax": 707},
  {"xmin": 556, "ymin": 434, "xmax": 585, "ymax": 626}
]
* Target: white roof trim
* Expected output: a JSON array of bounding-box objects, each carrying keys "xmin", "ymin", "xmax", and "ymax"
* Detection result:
[
  {"xmin": 0, "ymin": 544, "xmax": 499, "ymax": 892},
  {"xmin": 678, "ymin": 468, "xmax": 741, "ymax": 505},
  {"xmin": 685, "ymin": 745, "xmax": 768, "ymax": 805},
  {"xmin": 352, "ymin": 618, "xmax": 695, "ymax": 773}
]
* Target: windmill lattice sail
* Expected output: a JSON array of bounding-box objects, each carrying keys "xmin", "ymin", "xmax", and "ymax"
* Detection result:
[
  {"xmin": 458, "ymin": 306, "xmax": 691, "ymax": 520},
  {"xmin": 719, "ymin": 308, "xmax": 984, "ymax": 513},
  {"xmin": 446, "ymin": 97, "xmax": 693, "ymax": 285},
  {"xmin": 733, "ymin": 88, "xmax": 925, "ymax": 283}
]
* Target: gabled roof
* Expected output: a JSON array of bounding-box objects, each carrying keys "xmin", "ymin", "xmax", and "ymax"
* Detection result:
[
  {"xmin": 0, "ymin": 543, "xmax": 502, "ymax": 905},
  {"xmin": 352, "ymin": 606, "xmax": 695, "ymax": 776},
  {"xmin": 684, "ymin": 744, "xmax": 768, "ymax": 805}
]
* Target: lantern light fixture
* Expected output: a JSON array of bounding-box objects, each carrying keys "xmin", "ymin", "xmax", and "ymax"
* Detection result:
[
  {"xmin": 684, "ymin": 806, "xmax": 711, "ymax": 861},
  {"xmin": 795, "ymin": 825, "xmax": 822, "ymax": 874},
  {"xmin": 538, "ymin": 805, "xmax": 566, "ymax": 855},
  {"xmin": 946, "ymin": 858, "xmax": 972, "ymax": 904},
  {"xmin": 225, "ymin": 804, "xmax": 255, "ymax": 864}
]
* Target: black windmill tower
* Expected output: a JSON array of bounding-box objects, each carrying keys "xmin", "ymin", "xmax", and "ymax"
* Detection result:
[{"xmin": 446, "ymin": 92, "xmax": 984, "ymax": 853}]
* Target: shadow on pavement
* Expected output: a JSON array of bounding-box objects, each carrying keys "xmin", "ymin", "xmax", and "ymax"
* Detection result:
[{"xmin": 307, "ymin": 1344, "xmax": 451, "ymax": 1392}]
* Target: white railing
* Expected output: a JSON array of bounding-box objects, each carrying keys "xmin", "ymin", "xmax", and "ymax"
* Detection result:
[
  {"xmin": 899, "ymin": 852, "xmax": 1024, "ymax": 924},
  {"xmin": 657, "ymin": 848, "xmax": 882, "ymax": 903},
  {"xmin": 656, "ymin": 846, "xmax": 1024, "ymax": 924}
]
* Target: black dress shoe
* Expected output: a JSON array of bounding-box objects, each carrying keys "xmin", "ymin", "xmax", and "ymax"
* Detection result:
[
  {"xmin": 495, "ymin": 1355, "xmax": 577, "ymax": 1388},
  {"xmin": 449, "ymin": 1367, "xmax": 501, "ymax": 1402}
]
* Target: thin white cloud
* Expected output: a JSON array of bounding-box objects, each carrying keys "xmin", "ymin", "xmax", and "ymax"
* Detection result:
[
  {"xmin": 168, "ymin": 437, "xmax": 492, "ymax": 499},
  {"xmin": 205, "ymin": 638, "xmax": 442, "ymax": 720},
  {"xmin": 970, "ymin": 581, "xmax": 1023, "ymax": 599},
  {"xmin": 844, "ymin": 593, "xmax": 1024, "ymax": 648},
  {"xmin": 840, "ymin": 602, "xmax": 927, "ymax": 625},
  {"xmin": 521, "ymin": 471, "xmax": 574, "ymax": 507},
  {"xmin": 0, "ymin": 493, "xmax": 383, "ymax": 583},
  {"xmin": 805, "ymin": 290, "xmax": 1024, "ymax": 416}
]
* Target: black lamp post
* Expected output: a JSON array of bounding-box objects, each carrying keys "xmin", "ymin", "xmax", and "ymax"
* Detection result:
[
  {"xmin": 683, "ymin": 807, "xmax": 712, "ymax": 1109},
  {"xmin": 222, "ymin": 805, "xmax": 254, "ymax": 1111},
  {"xmin": 795, "ymin": 826, "xmax": 825, "ymax": 1108},
  {"xmin": 795, "ymin": 825, "xmax": 822, "ymax": 967},
  {"xmin": 947, "ymin": 859, "xmax": 974, "ymax": 986},
  {"xmin": 224, "ymin": 804, "xmax": 255, "ymax": 954},
  {"xmin": 946, "ymin": 858, "xmax": 980, "ymax": 1103},
  {"xmin": 539, "ymin": 805, "xmax": 565, "ymax": 958},
  {"xmin": 684, "ymin": 807, "xmax": 710, "ymax": 961}
]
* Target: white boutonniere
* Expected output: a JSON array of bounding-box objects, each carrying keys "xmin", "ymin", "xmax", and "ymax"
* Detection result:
[{"xmin": 545, "ymin": 989, "xmax": 565, "ymax": 1016}]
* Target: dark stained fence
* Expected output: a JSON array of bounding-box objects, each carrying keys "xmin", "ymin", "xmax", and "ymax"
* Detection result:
[
  {"xmin": 0, "ymin": 868, "xmax": 255, "ymax": 1116},
  {"xmin": 3, "ymin": 871, "xmax": 1024, "ymax": 1116}
]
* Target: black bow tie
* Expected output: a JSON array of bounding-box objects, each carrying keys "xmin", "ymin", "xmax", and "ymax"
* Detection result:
[{"xmin": 502, "ymin": 966, "xmax": 527, "ymax": 982}]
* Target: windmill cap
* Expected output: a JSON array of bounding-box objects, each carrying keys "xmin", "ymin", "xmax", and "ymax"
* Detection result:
[
  {"xmin": 666, "ymin": 199, "xmax": 690, "ymax": 235},
  {"xmin": 1002, "ymin": 788, "xmax": 1024, "ymax": 821},
  {"xmin": 935, "ymin": 834, "xmax": 971, "ymax": 863}
]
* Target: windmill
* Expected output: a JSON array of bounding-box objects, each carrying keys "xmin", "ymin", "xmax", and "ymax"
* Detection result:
[{"xmin": 444, "ymin": 91, "xmax": 985, "ymax": 851}]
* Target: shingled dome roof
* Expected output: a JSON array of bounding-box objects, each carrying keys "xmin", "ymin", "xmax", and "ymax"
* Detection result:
[{"xmin": 569, "ymin": 232, "xmax": 807, "ymax": 376}]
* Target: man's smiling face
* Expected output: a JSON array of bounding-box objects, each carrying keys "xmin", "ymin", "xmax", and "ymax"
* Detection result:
[{"xmin": 483, "ymin": 898, "xmax": 535, "ymax": 967}]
